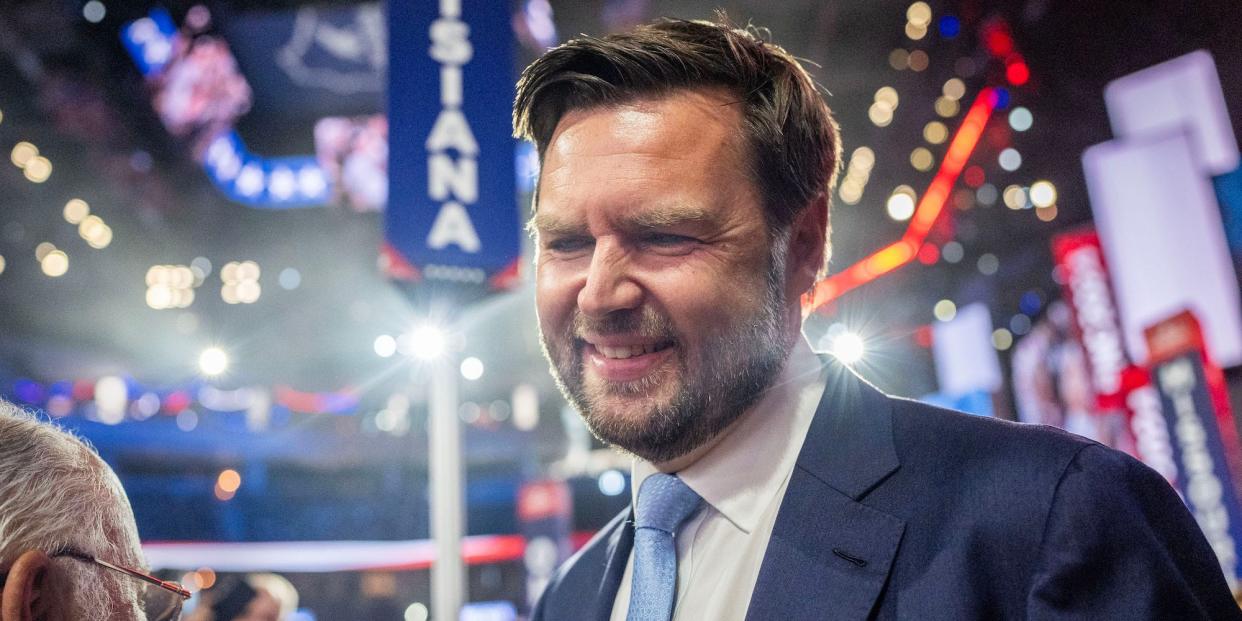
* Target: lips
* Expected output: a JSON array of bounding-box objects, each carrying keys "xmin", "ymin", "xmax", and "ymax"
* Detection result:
[
  {"xmin": 594, "ymin": 341, "xmax": 673, "ymax": 359},
  {"xmin": 582, "ymin": 339, "xmax": 675, "ymax": 382}
]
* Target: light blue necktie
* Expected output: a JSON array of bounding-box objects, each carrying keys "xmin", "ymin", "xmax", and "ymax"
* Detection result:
[{"xmin": 627, "ymin": 473, "xmax": 704, "ymax": 621}]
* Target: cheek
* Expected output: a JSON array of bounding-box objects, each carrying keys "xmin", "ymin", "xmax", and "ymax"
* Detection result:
[
  {"xmin": 535, "ymin": 271, "xmax": 576, "ymax": 330},
  {"xmin": 648, "ymin": 264, "xmax": 767, "ymax": 331}
]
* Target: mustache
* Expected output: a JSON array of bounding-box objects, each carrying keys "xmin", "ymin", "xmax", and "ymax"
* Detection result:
[{"xmin": 571, "ymin": 308, "xmax": 677, "ymax": 341}]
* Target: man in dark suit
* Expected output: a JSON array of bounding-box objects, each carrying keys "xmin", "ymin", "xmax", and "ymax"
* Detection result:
[{"xmin": 512, "ymin": 16, "xmax": 1240, "ymax": 620}]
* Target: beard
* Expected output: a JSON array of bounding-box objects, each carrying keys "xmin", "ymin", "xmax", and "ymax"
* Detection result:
[{"xmin": 539, "ymin": 235, "xmax": 795, "ymax": 463}]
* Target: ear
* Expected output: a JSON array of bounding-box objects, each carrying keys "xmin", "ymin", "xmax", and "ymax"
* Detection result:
[
  {"xmin": 784, "ymin": 193, "xmax": 829, "ymax": 299},
  {"xmin": 2, "ymin": 550, "xmax": 50, "ymax": 621}
]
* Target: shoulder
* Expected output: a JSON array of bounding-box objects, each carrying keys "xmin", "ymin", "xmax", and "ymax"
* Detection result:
[
  {"xmin": 873, "ymin": 395, "xmax": 1136, "ymax": 533},
  {"xmin": 887, "ymin": 395, "xmax": 1096, "ymax": 476},
  {"xmin": 1027, "ymin": 434, "xmax": 1241, "ymax": 617},
  {"xmin": 881, "ymin": 395, "xmax": 1188, "ymax": 531}
]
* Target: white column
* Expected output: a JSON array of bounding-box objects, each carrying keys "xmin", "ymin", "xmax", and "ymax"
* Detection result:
[{"xmin": 429, "ymin": 358, "xmax": 464, "ymax": 620}]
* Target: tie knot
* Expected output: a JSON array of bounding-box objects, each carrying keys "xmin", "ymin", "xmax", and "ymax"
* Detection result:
[{"xmin": 635, "ymin": 473, "xmax": 703, "ymax": 534}]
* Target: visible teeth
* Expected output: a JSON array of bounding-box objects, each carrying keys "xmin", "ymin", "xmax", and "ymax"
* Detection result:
[
  {"xmin": 598, "ymin": 346, "xmax": 633, "ymax": 359},
  {"xmin": 597, "ymin": 342, "xmax": 666, "ymax": 359}
]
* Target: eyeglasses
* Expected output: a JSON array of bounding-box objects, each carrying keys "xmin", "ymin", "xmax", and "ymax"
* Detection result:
[{"xmin": 51, "ymin": 548, "xmax": 191, "ymax": 621}]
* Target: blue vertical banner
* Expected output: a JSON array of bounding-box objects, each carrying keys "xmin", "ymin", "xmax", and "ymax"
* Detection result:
[
  {"xmin": 1146, "ymin": 310, "xmax": 1242, "ymax": 590},
  {"xmin": 386, "ymin": 0, "xmax": 522, "ymax": 299}
]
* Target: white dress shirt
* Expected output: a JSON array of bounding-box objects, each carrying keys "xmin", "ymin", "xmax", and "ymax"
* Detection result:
[{"xmin": 609, "ymin": 339, "xmax": 827, "ymax": 621}]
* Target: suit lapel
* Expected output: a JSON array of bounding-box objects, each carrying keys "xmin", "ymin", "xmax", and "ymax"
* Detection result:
[
  {"xmin": 591, "ymin": 510, "xmax": 634, "ymax": 621},
  {"xmin": 540, "ymin": 507, "xmax": 633, "ymax": 621},
  {"xmin": 746, "ymin": 359, "xmax": 906, "ymax": 620}
]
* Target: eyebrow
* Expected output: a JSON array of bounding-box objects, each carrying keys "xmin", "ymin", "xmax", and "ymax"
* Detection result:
[{"xmin": 530, "ymin": 204, "xmax": 715, "ymax": 237}]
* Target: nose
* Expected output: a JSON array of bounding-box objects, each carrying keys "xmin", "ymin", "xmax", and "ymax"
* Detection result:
[{"xmin": 577, "ymin": 239, "xmax": 642, "ymax": 318}]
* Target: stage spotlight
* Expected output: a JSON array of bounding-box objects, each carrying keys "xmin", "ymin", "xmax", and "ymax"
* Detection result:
[
  {"xmin": 832, "ymin": 332, "xmax": 866, "ymax": 365},
  {"xmin": 405, "ymin": 325, "xmax": 446, "ymax": 360},
  {"xmin": 199, "ymin": 347, "xmax": 229, "ymax": 376}
]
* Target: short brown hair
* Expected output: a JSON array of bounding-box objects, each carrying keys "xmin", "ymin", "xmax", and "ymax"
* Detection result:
[{"xmin": 513, "ymin": 16, "xmax": 842, "ymax": 232}]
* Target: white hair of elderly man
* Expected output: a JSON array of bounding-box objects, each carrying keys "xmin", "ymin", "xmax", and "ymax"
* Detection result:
[{"xmin": 0, "ymin": 399, "xmax": 148, "ymax": 620}]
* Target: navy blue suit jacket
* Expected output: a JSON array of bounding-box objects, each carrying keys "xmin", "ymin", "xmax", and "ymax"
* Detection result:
[{"xmin": 532, "ymin": 359, "xmax": 1240, "ymax": 620}]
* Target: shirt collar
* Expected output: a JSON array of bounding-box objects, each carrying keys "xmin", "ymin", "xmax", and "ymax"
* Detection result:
[{"xmin": 631, "ymin": 338, "xmax": 826, "ymax": 533}]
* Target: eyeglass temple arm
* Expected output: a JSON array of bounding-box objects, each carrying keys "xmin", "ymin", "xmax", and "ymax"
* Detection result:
[
  {"xmin": 56, "ymin": 550, "xmax": 191, "ymax": 600},
  {"xmin": 92, "ymin": 556, "xmax": 192, "ymax": 599}
]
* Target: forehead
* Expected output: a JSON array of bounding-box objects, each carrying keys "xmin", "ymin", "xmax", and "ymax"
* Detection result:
[{"xmin": 535, "ymin": 89, "xmax": 753, "ymax": 227}]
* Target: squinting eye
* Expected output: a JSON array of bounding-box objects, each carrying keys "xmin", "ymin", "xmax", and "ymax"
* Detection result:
[{"xmin": 545, "ymin": 237, "xmax": 593, "ymax": 253}]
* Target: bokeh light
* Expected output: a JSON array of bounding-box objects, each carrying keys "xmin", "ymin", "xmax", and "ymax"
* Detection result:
[
  {"xmin": 23, "ymin": 156, "xmax": 51, "ymax": 183},
  {"xmin": 888, "ymin": 49, "xmax": 909, "ymax": 70},
  {"xmin": 1008, "ymin": 107, "xmax": 1033, "ymax": 131},
  {"xmin": 598, "ymin": 470, "xmax": 626, "ymax": 496},
  {"xmin": 923, "ymin": 121, "xmax": 948, "ymax": 144},
  {"xmin": 10, "ymin": 142, "xmax": 37, "ymax": 168},
  {"xmin": 992, "ymin": 328, "xmax": 1014, "ymax": 351},
  {"xmin": 63, "ymin": 199, "xmax": 89, "ymax": 224},
  {"xmin": 41, "ymin": 250, "xmax": 68, "ymax": 277},
  {"xmin": 1029, "ymin": 180, "xmax": 1057, "ymax": 207},
  {"xmin": 1006, "ymin": 61, "xmax": 1030, "ymax": 85},
  {"xmin": 998, "ymin": 148, "xmax": 1022, "ymax": 171},
  {"xmin": 404, "ymin": 603, "xmax": 429, "ymax": 621},
  {"xmin": 1010, "ymin": 314, "xmax": 1033, "ymax": 335},
  {"xmin": 908, "ymin": 50, "xmax": 929, "ymax": 71},
  {"xmin": 374, "ymin": 335, "xmax": 397, "ymax": 358},
  {"xmin": 35, "ymin": 242, "xmax": 56, "ymax": 262},
  {"xmin": 942, "ymin": 78, "xmax": 966, "ymax": 100},
  {"xmin": 217, "ymin": 469, "xmax": 242, "ymax": 493},
  {"xmin": 887, "ymin": 192, "xmax": 915, "ymax": 221},
  {"xmin": 933, "ymin": 299, "xmax": 957, "ymax": 322},
  {"xmin": 1003, "ymin": 185, "xmax": 1028, "ymax": 209},
  {"xmin": 907, "ymin": 2, "xmax": 932, "ymax": 27},
  {"xmin": 868, "ymin": 101, "xmax": 894, "ymax": 127},
  {"xmin": 934, "ymin": 96, "xmax": 959, "ymax": 117},
  {"xmin": 977, "ymin": 253, "xmax": 1000, "ymax": 275},
  {"xmin": 874, "ymin": 86, "xmax": 899, "ymax": 109},
  {"xmin": 910, "ymin": 147, "xmax": 935, "ymax": 172},
  {"xmin": 976, "ymin": 183, "xmax": 999, "ymax": 206},
  {"xmin": 460, "ymin": 356, "xmax": 485, "ymax": 380},
  {"xmin": 942, "ymin": 241, "xmax": 964, "ymax": 263},
  {"xmin": 938, "ymin": 15, "xmax": 960, "ymax": 38},
  {"xmin": 83, "ymin": 0, "xmax": 106, "ymax": 23},
  {"xmin": 278, "ymin": 267, "xmax": 302, "ymax": 290}
]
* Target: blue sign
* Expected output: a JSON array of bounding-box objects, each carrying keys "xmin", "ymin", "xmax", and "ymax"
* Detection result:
[
  {"xmin": 1153, "ymin": 353, "xmax": 1242, "ymax": 587},
  {"xmin": 1214, "ymin": 165, "xmax": 1242, "ymax": 256},
  {"xmin": 386, "ymin": 0, "xmax": 522, "ymax": 295},
  {"xmin": 201, "ymin": 131, "xmax": 333, "ymax": 209},
  {"xmin": 121, "ymin": 9, "xmax": 335, "ymax": 210},
  {"xmin": 120, "ymin": 8, "xmax": 179, "ymax": 76}
]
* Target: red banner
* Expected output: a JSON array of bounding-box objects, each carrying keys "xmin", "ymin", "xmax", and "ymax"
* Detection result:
[{"xmin": 1051, "ymin": 228, "xmax": 1130, "ymax": 408}]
